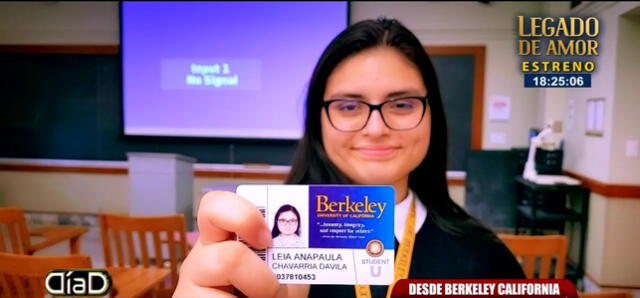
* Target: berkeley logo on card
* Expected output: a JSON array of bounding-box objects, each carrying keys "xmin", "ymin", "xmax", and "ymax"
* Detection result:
[{"xmin": 236, "ymin": 185, "xmax": 395, "ymax": 285}]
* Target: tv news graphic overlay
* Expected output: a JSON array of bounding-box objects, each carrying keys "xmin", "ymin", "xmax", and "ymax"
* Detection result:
[
  {"xmin": 517, "ymin": 16, "xmax": 599, "ymax": 88},
  {"xmin": 45, "ymin": 269, "xmax": 112, "ymax": 296},
  {"xmin": 390, "ymin": 279, "xmax": 579, "ymax": 297},
  {"xmin": 236, "ymin": 185, "xmax": 395, "ymax": 285}
]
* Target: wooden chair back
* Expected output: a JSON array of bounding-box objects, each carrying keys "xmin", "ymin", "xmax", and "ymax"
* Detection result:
[
  {"xmin": 99, "ymin": 213, "xmax": 188, "ymax": 294},
  {"xmin": 0, "ymin": 252, "xmax": 92, "ymax": 298},
  {"xmin": 579, "ymin": 291, "xmax": 633, "ymax": 298},
  {"xmin": 0, "ymin": 208, "xmax": 31, "ymax": 254},
  {"xmin": 498, "ymin": 234, "xmax": 567, "ymax": 278}
]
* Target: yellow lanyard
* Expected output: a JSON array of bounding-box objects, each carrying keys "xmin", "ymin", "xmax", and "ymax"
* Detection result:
[{"xmin": 355, "ymin": 198, "xmax": 416, "ymax": 298}]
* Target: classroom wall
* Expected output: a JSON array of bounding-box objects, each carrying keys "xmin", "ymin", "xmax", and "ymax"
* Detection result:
[
  {"xmin": 0, "ymin": 1, "xmax": 119, "ymax": 45},
  {"xmin": 597, "ymin": 5, "xmax": 640, "ymax": 287},
  {"xmin": 536, "ymin": 4, "xmax": 571, "ymax": 128},
  {"xmin": 0, "ymin": 171, "xmax": 129, "ymax": 213},
  {"xmin": 584, "ymin": 193, "xmax": 606, "ymax": 285},
  {"xmin": 561, "ymin": 4, "xmax": 619, "ymax": 183},
  {"xmin": 599, "ymin": 197, "xmax": 640, "ymax": 286},
  {"xmin": 0, "ymin": 170, "xmax": 279, "ymax": 214},
  {"xmin": 553, "ymin": 2, "xmax": 640, "ymax": 287},
  {"xmin": 560, "ymin": 2, "xmax": 640, "ymax": 185},
  {"xmin": 538, "ymin": 89, "xmax": 568, "ymax": 129},
  {"xmin": 609, "ymin": 11, "xmax": 640, "ymax": 184},
  {"xmin": 0, "ymin": 169, "xmax": 466, "ymax": 214},
  {"xmin": 583, "ymin": 193, "xmax": 640, "ymax": 286}
]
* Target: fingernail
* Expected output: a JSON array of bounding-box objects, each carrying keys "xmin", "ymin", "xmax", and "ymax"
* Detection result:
[{"xmin": 258, "ymin": 227, "xmax": 272, "ymax": 248}]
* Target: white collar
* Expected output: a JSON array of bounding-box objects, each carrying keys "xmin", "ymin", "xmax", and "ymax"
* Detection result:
[{"xmin": 394, "ymin": 190, "xmax": 427, "ymax": 241}]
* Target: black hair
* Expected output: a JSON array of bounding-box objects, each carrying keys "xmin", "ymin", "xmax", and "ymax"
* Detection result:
[
  {"xmin": 286, "ymin": 18, "xmax": 493, "ymax": 238},
  {"xmin": 271, "ymin": 204, "xmax": 301, "ymax": 238}
]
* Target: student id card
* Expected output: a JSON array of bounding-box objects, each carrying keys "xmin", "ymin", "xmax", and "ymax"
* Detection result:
[{"xmin": 236, "ymin": 185, "xmax": 395, "ymax": 285}]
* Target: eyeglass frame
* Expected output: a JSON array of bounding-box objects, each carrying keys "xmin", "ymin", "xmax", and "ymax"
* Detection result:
[
  {"xmin": 322, "ymin": 96, "xmax": 429, "ymax": 132},
  {"xmin": 277, "ymin": 219, "xmax": 299, "ymax": 225}
]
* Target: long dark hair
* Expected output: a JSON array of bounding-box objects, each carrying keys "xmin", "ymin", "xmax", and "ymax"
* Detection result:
[
  {"xmin": 286, "ymin": 18, "xmax": 492, "ymax": 238},
  {"xmin": 271, "ymin": 204, "xmax": 301, "ymax": 238}
]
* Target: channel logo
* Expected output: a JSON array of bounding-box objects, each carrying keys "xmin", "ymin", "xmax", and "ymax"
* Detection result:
[{"xmin": 45, "ymin": 269, "xmax": 112, "ymax": 296}]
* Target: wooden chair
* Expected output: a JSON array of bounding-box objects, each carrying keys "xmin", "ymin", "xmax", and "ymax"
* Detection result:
[
  {"xmin": 579, "ymin": 291, "xmax": 633, "ymax": 298},
  {"xmin": 99, "ymin": 213, "xmax": 189, "ymax": 297},
  {"xmin": 0, "ymin": 252, "xmax": 92, "ymax": 297},
  {"xmin": 0, "ymin": 207, "xmax": 88, "ymax": 255},
  {"xmin": 498, "ymin": 234, "xmax": 567, "ymax": 278},
  {"xmin": 160, "ymin": 230, "xmax": 199, "ymax": 251}
]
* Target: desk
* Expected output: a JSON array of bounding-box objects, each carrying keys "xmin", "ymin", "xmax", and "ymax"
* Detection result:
[
  {"xmin": 106, "ymin": 267, "xmax": 170, "ymax": 298},
  {"xmin": 514, "ymin": 175, "xmax": 589, "ymax": 284},
  {"xmin": 28, "ymin": 225, "xmax": 88, "ymax": 254}
]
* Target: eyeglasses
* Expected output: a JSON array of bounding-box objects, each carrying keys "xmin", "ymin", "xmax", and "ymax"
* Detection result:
[
  {"xmin": 278, "ymin": 219, "xmax": 298, "ymax": 225},
  {"xmin": 322, "ymin": 96, "xmax": 428, "ymax": 132}
]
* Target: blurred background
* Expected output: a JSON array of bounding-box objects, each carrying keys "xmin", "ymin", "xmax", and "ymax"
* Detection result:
[{"xmin": 0, "ymin": 2, "xmax": 638, "ymax": 297}]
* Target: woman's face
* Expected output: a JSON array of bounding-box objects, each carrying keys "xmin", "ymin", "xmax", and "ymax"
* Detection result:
[
  {"xmin": 277, "ymin": 210, "xmax": 298, "ymax": 236},
  {"xmin": 321, "ymin": 46, "xmax": 431, "ymax": 189}
]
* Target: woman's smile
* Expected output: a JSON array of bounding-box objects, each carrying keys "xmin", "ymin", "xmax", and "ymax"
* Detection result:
[{"xmin": 352, "ymin": 145, "xmax": 401, "ymax": 159}]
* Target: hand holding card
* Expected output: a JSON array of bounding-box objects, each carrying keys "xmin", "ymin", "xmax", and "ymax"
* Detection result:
[
  {"xmin": 236, "ymin": 185, "xmax": 395, "ymax": 285},
  {"xmin": 174, "ymin": 190, "xmax": 309, "ymax": 297}
]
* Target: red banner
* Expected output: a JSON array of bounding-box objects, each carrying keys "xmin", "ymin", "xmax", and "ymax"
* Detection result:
[{"xmin": 390, "ymin": 279, "xmax": 578, "ymax": 298}]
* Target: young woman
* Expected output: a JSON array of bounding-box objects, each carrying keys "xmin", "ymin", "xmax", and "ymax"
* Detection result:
[
  {"xmin": 271, "ymin": 205, "xmax": 304, "ymax": 248},
  {"xmin": 175, "ymin": 18, "xmax": 524, "ymax": 298}
]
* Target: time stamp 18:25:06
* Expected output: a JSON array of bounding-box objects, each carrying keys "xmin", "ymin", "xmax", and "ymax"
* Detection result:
[{"xmin": 524, "ymin": 74, "xmax": 591, "ymax": 87}]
